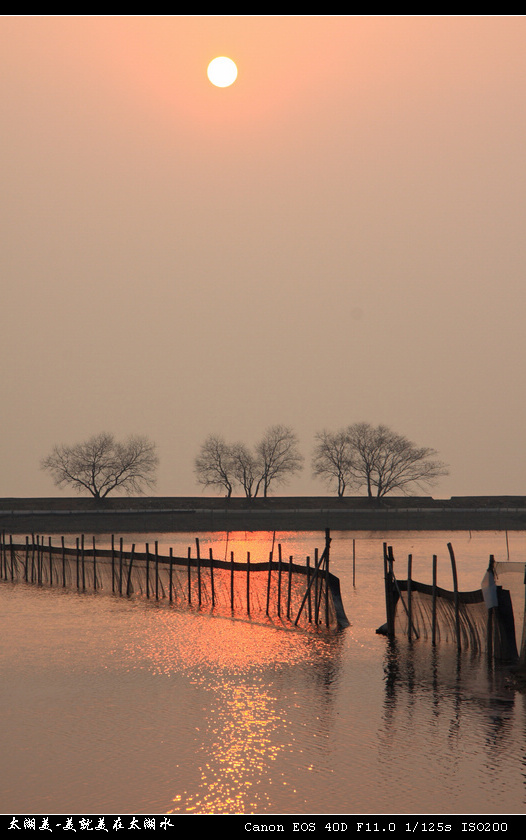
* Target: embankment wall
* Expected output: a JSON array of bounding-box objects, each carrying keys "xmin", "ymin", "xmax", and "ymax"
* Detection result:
[{"xmin": 1, "ymin": 496, "xmax": 525, "ymax": 533}]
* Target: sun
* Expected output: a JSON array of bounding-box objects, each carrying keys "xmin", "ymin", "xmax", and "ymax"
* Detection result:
[{"xmin": 207, "ymin": 56, "xmax": 238, "ymax": 88}]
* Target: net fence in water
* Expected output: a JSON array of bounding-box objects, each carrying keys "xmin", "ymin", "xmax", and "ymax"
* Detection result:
[
  {"xmin": 380, "ymin": 542, "xmax": 526, "ymax": 666},
  {"xmin": 0, "ymin": 533, "xmax": 349, "ymax": 633},
  {"xmin": 392, "ymin": 581, "xmax": 489, "ymax": 652}
]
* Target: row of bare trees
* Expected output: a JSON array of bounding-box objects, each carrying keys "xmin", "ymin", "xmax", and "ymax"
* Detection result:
[
  {"xmin": 195, "ymin": 422, "xmax": 448, "ymax": 499},
  {"xmin": 312, "ymin": 423, "xmax": 448, "ymax": 498},
  {"xmin": 40, "ymin": 423, "xmax": 448, "ymax": 499},
  {"xmin": 194, "ymin": 425, "xmax": 304, "ymax": 498}
]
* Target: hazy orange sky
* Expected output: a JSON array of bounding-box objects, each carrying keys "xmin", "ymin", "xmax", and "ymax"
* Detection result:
[{"xmin": 2, "ymin": 15, "xmax": 526, "ymax": 499}]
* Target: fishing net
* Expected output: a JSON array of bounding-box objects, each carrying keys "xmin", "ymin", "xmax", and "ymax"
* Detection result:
[
  {"xmin": 0, "ymin": 537, "xmax": 349, "ymax": 633},
  {"xmin": 382, "ymin": 549, "xmax": 526, "ymax": 665}
]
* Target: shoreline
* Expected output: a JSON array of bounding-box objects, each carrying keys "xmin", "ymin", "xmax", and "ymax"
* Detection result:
[{"xmin": 1, "ymin": 495, "xmax": 526, "ymax": 534}]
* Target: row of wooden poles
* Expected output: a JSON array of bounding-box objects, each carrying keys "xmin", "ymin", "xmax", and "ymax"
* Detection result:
[
  {"xmin": 0, "ymin": 529, "xmax": 334, "ymax": 628},
  {"xmin": 383, "ymin": 541, "xmax": 463, "ymax": 649}
]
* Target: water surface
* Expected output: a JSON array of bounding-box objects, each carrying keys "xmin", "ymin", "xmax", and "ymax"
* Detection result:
[{"xmin": 1, "ymin": 529, "xmax": 525, "ymax": 815}]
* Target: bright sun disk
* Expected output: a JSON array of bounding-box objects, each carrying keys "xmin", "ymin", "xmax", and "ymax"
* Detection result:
[{"xmin": 207, "ymin": 56, "xmax": 238, "ymax": 87}]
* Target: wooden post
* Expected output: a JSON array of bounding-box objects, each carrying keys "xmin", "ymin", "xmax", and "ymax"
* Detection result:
[
  {"xmin": 48, "ymin": 536, "xmax": 53, "ymax": 586},
  {"xmin": 169, "ymin": 548, "xmax": 174, "ymax": 603},
  {"xmin": 92, "ymin": 536, "xmax": 97, "ymax": 591},
  {"xmin": 230, "ymin": 550, "xmax": 234, "ymax": 611},
  {"xmin": 10, "ymin": 535, "xmax": 15, "ymax": 581},
  {"xmin": 187, "ymin": 546, "xmax": 192, "ymax": 605},
  {"xmin": 196, "ymin": 538, "xmax": 202, "ymax": 607},
  {"xmin": 209, "ymin": 548, "xmax": 215, "ymax": 608},
  {"xmin": 447, "ymin": 542, "xmax": 461, "ymax": 651},
  {"xmin": 81, "ymin": 534, "xmax": 85, "ymax": 591},
  {"xmin": 246, "ymin": 551, "xmax": 250, "ymax": 615},
  {"xmin": 487, "ymin": 555, "xmax": 495, "ymax": 661},
  {"xmin": 432, "ymin": 554, "xmax": 437, "ymax": 645},
  {"xmin": 119, "ymin": 537, "xmax": 123, "ymax": 596},
  {"xmin": 111, "ymin": 535, "xmax": 115, "ymax": 593},
  {"xmin": 307, "ymin": 556, "xmax": 312, "ymax": 623},
  {"xmin": 145, "ymin": 543, "xmax": 150, "ymax": 599},
  {"xmin": 314, "ymin": 548, "xmax": 320, "ymax": 624},
  {"xmin": 324, "ymin": 530, "xmax": 331, "ymax": 627},
  {"xmin": 407, "ymin": 554, "xmax": 413, "ymax": 641},
  {"xmin": 61, "ymin": 536, "xmax": 66, "ymax": 588},
  {"xmin": 277, "ymin": 544, "xmax": 283, "ymax": 618},
  {"xmin": 25, "ymin": 536, "xmax": 29, "ymax": 582},
  {"xmin": 353, "ymin": 538, "xmax": 356, "ymax": 587},
  {"xmin": 126, "ymin": 544, "xmax": 135, "ymax": 597},
  {"xmin": 287, "ymin": 556, "xmax": 293, "ymax": 620},
  {"xmin": 383, "ymin": 543, "xmax": 395, "ymax": 636},
  {"xmin": 265, "ymin": 550, "xmax": 273, "ymax": 617},
  {"xmin": 155, "ymin": 541, "xmax": 159, "ymax": 601}
]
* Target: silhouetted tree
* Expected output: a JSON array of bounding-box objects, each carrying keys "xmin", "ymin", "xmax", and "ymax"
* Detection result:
[
  {"xmin": 230, "ymin": 442, "xmax": 259, "ymax": 498},
  {"xmin": 254, "ymin": 424, "xmax": 304, "ymax": 497},
  {"xmin": 195, "ymin": 425, "xmax": 304, "ymax": 497},
  {"xmin": 346, "ymin": 422, "xmax": 448, "ymax": 498},
  {"xmin": 41, "ymin": 432, "xmax": 158, "ymax": 498},
  {"xmin": 312, "ymin": 429, "xmax": 355, "ymax": 498},
  {"xmin": 194, "ymin": 434, "xmax": 235, "ymax": 497}
]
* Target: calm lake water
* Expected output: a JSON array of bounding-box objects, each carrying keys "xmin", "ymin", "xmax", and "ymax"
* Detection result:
[{"xmin": 1, "ymin": 529, "xmax": 525, "ymax": 817}]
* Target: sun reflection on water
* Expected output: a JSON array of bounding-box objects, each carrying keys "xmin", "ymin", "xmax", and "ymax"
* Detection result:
[{"xmin": 119, "ymin": 603, "xmax": 344, "ymax": 814}]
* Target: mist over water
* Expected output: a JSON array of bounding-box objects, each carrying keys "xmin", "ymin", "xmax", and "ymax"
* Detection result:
[{"xmin": 1, "ymin": 529, "xmax": 525, "ymax": 815}]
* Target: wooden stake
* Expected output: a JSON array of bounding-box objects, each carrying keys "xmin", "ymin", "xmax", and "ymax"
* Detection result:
[
  {"xmin": 230, "ymin": 550, "xmax": 234, "ymax": 611},
  {"xmin": 61, "ymin": 536, "xmax": 66, "ymax": 588},
  {"xmin": 447, "ymin": 542, "xmax": 461, "ymax": 651},
  {"xmin": 246, "ymin": 551, "xmax": 250, "ymax": 615},
  {"xmin": 145, "ymin": 543, "xmax": 150, "ymax": 598},
  {"xmin": 196, "ymin": 538, "xmax": 202, "ymax": 607},
  {"xmin": 155, "ymin": 541, "xmax": 159, "ymax": 601},
  {"xmin": 111, "ymin": 535, "xmax": 115, "ymax": 593},
  {"xmin": 287, "ymin": 556, "xmax": 293, "ymax": 620},
  {"xmin": 277, "ymin": 544, "xmax": 283, "ymax": 618},
  {"xmin": 407, "ymin": 554, "xmax": 413, "ymax": 641},
  {"xmin": 187, "ymin": 546, "xmax": 192, "ymax": 605},
  {"xmin": 209, "ymin": 547, "xmax": 215, "ymax": 608},
  {"xmin": 432, "ymin": 554, "xmax": 437, "ymax": 645},
  {"xmin": 265, "ymin": 550, "xmax": 273, "ymax": 616},
  {"xmin": 126, "ymin": 544, "xmax": 135, "ymax": 597},
  {"xmin": 119, "ymin": 537, "xmax": 123, "ymax": 596}
]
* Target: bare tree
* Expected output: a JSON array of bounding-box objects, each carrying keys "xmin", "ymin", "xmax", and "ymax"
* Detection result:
[
  {"xmin": 195, "ymin": 426, "xmax": 303, "ymax": 498},
  {"xmin": 346, "ymin": 422, "xmax": 448, "ymax": 498},
  {"xmin": 230, "ymin": 442, "xmax": 259, "ymax": 498},
  {"xmin": 194, "ymin": 434, "xmax": 236, "ymax": 497},
  {"xmin": 41, "ymin": 432, "xmax": 158, "ymax": 499},
  {"xmin": 312, "ymin": 429, "xmax": 355, "ymax": 498},
  {"xmin": 254, "ymin": 425, "xmax": 304, "ymax": 497}
]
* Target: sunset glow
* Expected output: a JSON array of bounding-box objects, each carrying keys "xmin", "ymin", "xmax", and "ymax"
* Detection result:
[
  {"xmin": 207, "ymin": 56, "xmax": 238, "ymax": 87},
  {"xmin": 2, "ymin": 15, "xmax": 526, "ymax": 499}
]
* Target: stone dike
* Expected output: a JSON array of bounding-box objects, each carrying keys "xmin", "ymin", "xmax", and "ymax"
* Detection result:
[{"xmin": 1, "ymin": 495, "xmax": 525, "ymax": 534}]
